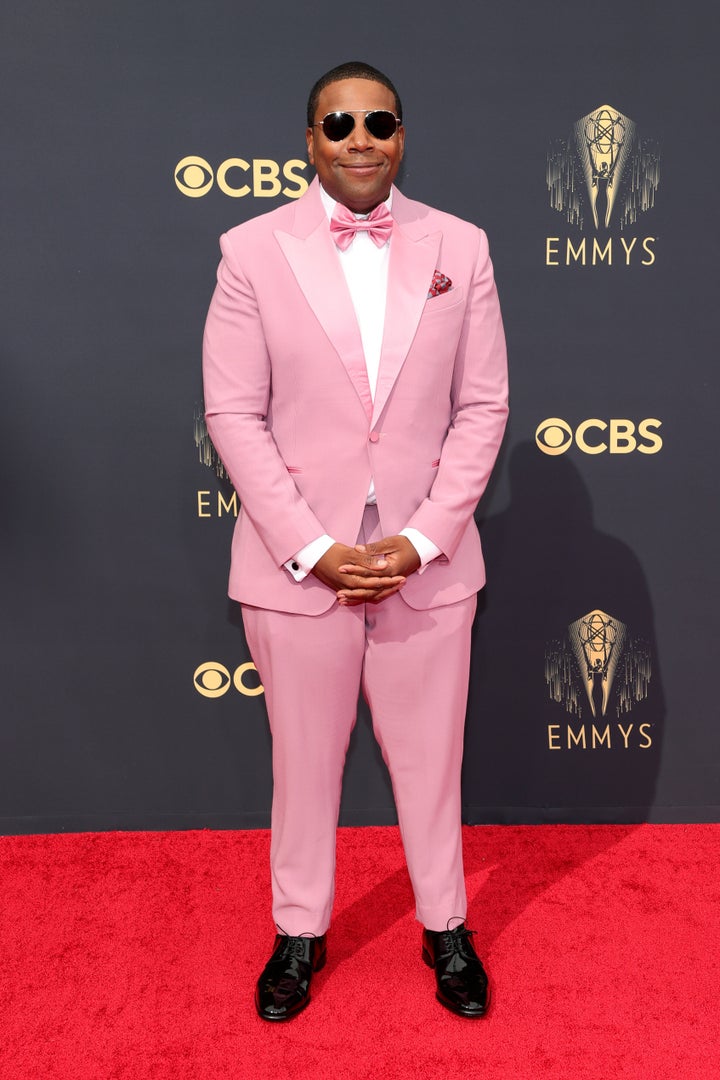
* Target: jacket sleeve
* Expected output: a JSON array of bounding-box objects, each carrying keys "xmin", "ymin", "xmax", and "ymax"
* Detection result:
[
  {"xmin": 404, "ymin": 228, "xmax": 508, "ymax": 559},
  {"xmin": 202, "ymin": 233, "xmax": 327, "ymax": 567}
]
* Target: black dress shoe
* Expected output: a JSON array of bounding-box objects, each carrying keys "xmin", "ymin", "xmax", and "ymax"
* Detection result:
[
  {"xmin": 254, "ymin": 933, "xmax": 327, "ymax": 1021},
  {"xmin": 422, "ymin": 924, "xmax": 490, "ymax": 1018}
]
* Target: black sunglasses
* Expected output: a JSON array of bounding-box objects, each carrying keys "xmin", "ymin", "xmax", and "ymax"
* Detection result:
[{"xmin": 313, "ymin": 109, "xmax": 401, "ymax": 142}]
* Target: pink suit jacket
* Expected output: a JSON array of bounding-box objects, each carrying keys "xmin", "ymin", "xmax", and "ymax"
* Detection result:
[{"xmin": 203, "ymin": 178, "xmax": 508, "ymax": 615}]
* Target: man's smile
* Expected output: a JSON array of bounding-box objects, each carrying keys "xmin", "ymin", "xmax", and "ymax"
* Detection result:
[{"xmin": 341, "ymin": 162, "xmax": 383, "ymax": 172}]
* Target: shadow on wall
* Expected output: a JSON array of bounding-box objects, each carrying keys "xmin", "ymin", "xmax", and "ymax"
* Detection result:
[{"xmin": 464, "ymin": 441, "xmax": 665, "ymax": 824}]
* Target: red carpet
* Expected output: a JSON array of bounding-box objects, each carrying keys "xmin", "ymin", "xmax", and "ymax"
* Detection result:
[{"xmin": 1, "ymin": 824, "xmax": 719, "ymax": 1079}]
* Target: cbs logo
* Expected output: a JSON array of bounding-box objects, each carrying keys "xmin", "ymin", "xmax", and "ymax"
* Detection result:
[
  {"xmin": 535, "ymin": 418, "xmax": 663, "ymax": 456},
  {"xmin": 175, "ymin": 156, "xmax": 308, "ymax": 199},
  {"xmin": 193, "ymin": 661, "xmax": 264, "ymax": 698}
]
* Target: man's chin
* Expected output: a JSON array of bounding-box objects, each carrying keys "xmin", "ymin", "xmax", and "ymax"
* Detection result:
[{"xmin": 333, "ymin": 179, "xmax": 391, "ymax": 213}]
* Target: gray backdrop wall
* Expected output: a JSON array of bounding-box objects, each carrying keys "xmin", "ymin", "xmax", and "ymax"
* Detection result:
[{"xmin": 2, "ymin": 0, "xmax": 718, "ymax": 832}]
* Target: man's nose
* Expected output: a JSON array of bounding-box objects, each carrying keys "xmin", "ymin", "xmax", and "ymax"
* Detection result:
[{"xmin": 347, "ymin": 118, "xmax": 372, "ymax": 151}]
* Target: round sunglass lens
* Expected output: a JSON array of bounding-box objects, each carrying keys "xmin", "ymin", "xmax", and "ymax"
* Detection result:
[
  {"xmin": 322, "ymin": 112, "xmax": 355, "ymax": 140},
  {"xmin": 365, "ymin": 111, "xmax": 398, "ymax": 139}
]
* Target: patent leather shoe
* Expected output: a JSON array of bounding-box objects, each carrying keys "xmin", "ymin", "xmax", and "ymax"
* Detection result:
[
  {"xmin": 422, "ymin": 923, "xmax": 490, "ymax": 1017},
  {"xmin": 254, "ymin": 933, "xmax": 326, "ymax": 1021}
]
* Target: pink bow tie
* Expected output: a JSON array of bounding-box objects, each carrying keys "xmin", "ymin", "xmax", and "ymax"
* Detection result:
[{"xmin": 330, "ymin": 202, "xmax": 393, "ymax": 251}]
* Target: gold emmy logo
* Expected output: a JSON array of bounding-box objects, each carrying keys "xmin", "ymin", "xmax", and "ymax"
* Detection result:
[
  {"xmin": 535, "ymin": 418, "xmax": 662, "ymax": 456},
  {"xmin": 547, "ymin": 104, "xmax": 660, "ymax": 232},
  {"xmin": 174, "ymin": 157, "xmax": 309, "ymax": 199},
  {"xmin": 569, "ymin": 610, "xmax": 626, "ymax": 719},
  {"xmin": 545, "ymin": 609, "xmax": 652, "ymax": 750},
  {"xmin": 577, "ymin": 107, "xmax": 631, "ymax": 230},
  {"xmin": 193, "ymin": 662, "xmax": 264, "ymax": 698},
  {"xmin": 545, "ymin": 105, "xmax": 660, "ymax": 266}
]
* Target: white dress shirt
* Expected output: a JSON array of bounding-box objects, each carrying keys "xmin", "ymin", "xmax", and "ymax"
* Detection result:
[{"xmin": 285, "ymin": 186, "xmax": 441, "ymax": 580}]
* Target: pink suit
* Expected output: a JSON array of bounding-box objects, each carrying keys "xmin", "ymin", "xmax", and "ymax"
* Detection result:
[{"xmin": 203, "ymin": 178, "xmax": 508, "ymax": 933}]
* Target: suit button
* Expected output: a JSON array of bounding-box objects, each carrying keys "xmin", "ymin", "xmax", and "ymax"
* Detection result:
[{"xmin": 369, "ymin": 432, "xmax": 380, "ymax": 443}]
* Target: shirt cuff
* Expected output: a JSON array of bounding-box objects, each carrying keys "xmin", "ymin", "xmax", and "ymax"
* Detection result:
[
  {"xmin": 284, "ymin": 534, "xmax": 335, "ymax": 582},
  {"xmin": 399, "ymin": 528, "xmax": 442, "ymax": 575}
]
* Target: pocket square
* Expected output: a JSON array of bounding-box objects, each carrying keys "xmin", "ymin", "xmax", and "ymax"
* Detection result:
[{"xmin": 427, "ymin": 270, "xmax": 453, "ymax": 299}]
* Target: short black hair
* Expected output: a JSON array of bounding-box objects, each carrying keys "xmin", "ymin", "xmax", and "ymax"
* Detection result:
[{"xmin": 306, "ymin": 61, "xmax": 403, "ymax": 127}]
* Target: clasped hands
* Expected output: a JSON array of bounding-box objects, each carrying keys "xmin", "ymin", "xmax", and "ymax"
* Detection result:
[{"xmin": 311, "ymin": 536, "xmax": 421, "ymax": 606}]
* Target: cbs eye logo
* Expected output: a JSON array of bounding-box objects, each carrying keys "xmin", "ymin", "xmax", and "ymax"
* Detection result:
[
  {"xmin": 193, "ymin": 661, "xmax": 264, "ymax": 698},
  {"xmin": 536, "ymin": 418, "xmax": 663, "ymax": 456},
  {"xmin": 174, "ymin": 156, "xmax": 309, "ymax": 199}
]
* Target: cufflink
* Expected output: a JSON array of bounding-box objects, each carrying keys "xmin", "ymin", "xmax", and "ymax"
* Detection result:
[{"xmin": 291, "ymin": 562, "xmax": 300, "ymax": 571}]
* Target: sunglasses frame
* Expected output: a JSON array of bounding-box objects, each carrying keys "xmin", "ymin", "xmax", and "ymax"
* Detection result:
[{"xmin": 312, "ymin": 109, "xmax": 402, "ymax": 142}]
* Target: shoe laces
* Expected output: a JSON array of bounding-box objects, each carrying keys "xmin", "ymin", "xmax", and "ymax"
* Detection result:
[
  {"xmin": 275, "ymin": 930, "xmax": 318, "ymax": 962},
  {"xmin": 278, "ymin": 938, "xmax": 309, "ymax": 960},
  {"xmin": 438, "ymin": 924, "xmax": 476, "ymax": 959}
]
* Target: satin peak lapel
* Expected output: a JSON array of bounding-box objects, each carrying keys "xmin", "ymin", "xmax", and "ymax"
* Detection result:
[
  {"xmin": 371, "ymin": 223, "xmax": 441, "ymax": 428},
  {"xmin": 274, "ymin": 221, "xmax": 373, "ymax": 421}
]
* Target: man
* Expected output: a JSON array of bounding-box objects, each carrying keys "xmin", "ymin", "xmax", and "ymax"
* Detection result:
[{"xmin": 202, "ymin": 61, "xmax": 508, "ymax": 1021}]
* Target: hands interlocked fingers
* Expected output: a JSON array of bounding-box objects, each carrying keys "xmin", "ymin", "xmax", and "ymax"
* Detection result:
[{"xmin": 311, "ymin": 535, "xmax": 421, "ymax": 606}]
